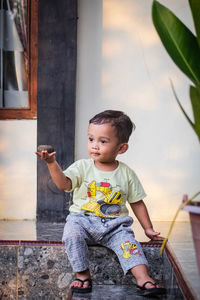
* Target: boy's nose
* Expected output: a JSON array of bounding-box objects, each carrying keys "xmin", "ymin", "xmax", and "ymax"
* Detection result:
[{"xmin": 92, "ymin": 142, "xmax": 99, "ymax": 149}]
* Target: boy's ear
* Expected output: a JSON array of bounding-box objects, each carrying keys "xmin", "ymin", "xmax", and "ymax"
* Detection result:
[{"xmin": 118, "ymin": 143, "xmax": 129, "ymax": 154}]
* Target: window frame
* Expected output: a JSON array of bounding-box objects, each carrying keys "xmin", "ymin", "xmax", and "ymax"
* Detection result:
[{"xmin": 0, "ymin": 0, "xmax": 38, "ymax": 120}]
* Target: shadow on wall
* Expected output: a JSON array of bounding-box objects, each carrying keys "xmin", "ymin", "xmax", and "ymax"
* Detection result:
[{"xmin": 100, "ymin": 0, "xmax": 199, "ymax": 221}]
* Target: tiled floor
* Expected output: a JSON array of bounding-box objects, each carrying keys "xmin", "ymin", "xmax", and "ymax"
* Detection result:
[{"xmin": 0, "ymin": 220, "xmax": 199, "ymax": 299}]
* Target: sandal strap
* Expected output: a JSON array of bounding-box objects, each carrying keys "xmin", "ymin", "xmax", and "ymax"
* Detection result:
[
  {"xmin": 137, "ymin": 281, "xmax": 157, "ymax": 290},
  {"xmin": 72, "ymin": 278, "xmax": 84, "ymax": 285}
]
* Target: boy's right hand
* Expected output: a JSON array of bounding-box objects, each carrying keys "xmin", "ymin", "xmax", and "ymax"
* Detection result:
[{"xmin": 35, "ymin": 150, "xmax": 56, "ymax": 164}]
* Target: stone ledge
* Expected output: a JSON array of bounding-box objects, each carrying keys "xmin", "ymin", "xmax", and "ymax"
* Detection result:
[{"xmin": 0, "ymin": 242, "xmax": 180, "ymax": 299}]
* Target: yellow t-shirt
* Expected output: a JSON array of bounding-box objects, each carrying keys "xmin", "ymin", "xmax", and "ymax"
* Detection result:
[{"xmin": 63, "ymin": 159, "xmax": 146, "ymax": 218}]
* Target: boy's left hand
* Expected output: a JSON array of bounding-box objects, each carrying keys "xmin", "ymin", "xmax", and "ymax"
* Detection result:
[{"xmin": 145, "ymin": 228, "xmax": 164, "ymax": 241}]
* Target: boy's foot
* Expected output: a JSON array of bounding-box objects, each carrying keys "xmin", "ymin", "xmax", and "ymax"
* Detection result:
[
  {"xmin": 71, "ymin": 270, "xmax": 92, "ymax": 293},
  {"xmin": 137, "ymin": 281, "xmax": 166, "ymax": 296},
  {"xmin": 131, "ymin": 264, "xmax": 166, "ymax": 296},
  {"xmin": 71, "ymin": 278, "xmax": 92, "ymax": 294}
]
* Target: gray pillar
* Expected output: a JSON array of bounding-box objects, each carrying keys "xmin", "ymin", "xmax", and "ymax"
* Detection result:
[{"xmin": 37, "ymin": 0, "xmax": 77, "ymax": 222}]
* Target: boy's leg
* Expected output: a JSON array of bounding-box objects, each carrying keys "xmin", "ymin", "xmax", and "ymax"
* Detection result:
[
  {"xmin": 104, "ymin": 230, "xmax": 149, "ymax": 275},
  {"xmin": 101, "ymin": 218, "xmax": 158, "ymax": 289},
  {"xmin": 62, "ymin": 214, "xmax": 93, "ymax": 289}
]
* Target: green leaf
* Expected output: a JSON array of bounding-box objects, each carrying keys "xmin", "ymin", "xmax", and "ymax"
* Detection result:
[
  {"xmin": 190, "ymin": 85, "xmax": 200, "ymax": 142},
  {"xmin": 189, "ymin": 0, "xmax": 200, "ymax": 48},
  {"xmin": 170, "ymin": 79, "xmax": 195, "ymax": 130},
  {"xmin": 152, "ymin": 0, "xmax": 200, "ymax": 85}
]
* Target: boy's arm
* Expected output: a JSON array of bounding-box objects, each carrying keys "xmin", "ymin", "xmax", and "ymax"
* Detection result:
[
  {"xmin": 130, "ymin": 200, "xmax": 162, "ymax": 240},
  {"xmin": 36, "ymin": 150, "xmax": 72, "ymax": 191}
]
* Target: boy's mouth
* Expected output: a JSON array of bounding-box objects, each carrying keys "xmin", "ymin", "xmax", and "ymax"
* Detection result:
[{"xmin": 91, "ymin": 152, "xmax": 100, "ymax": 156}]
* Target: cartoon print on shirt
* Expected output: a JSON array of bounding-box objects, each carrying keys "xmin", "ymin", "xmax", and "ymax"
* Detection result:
[
  {"xmin": 81, "ymin": 180, "xmax": 122, "ymax": 217},
  {"xmin": 120, "ymin": 241, "xmax": 141, "ymax": 258}
]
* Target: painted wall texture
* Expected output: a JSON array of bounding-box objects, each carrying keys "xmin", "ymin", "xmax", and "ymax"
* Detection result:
[
  {"xmin": 75, "ymin": 0, "xmax": 200, "ymax": 221},
  {"xmin": 0, "ymin": 120, "xmax": 37, "ymax": 219},
  {"xmin": 0, "ymin": 0, "xmax": 199, "ymax": 221}
]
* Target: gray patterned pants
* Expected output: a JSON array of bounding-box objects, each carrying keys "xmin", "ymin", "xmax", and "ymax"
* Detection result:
[{"xmin": 62, "ymin": 212, "xmax": 148, "ymax": 274}]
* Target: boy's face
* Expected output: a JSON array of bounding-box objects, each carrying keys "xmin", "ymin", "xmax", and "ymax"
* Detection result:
[{"xmin": 87, "ymin": 123, "xmax": 124, "ymax": 165}]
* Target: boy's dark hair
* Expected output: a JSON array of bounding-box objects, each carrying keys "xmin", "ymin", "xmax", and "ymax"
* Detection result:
[{"xmin": 89, "ymin": 110, "xmax": 135, "ymax": 143}]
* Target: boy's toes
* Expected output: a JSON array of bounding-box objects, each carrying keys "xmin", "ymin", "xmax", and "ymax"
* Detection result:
[
  {"xmin": 83, "ymin": 280, "xmax": 90, "ymax": 289},
  {"xmin": 144, "ymin": 282, "xmax": 156, "ymax": 289},
  {"xmin": 137, "ymin": 281, "xmax": 166, "ymax": 296},
  {"xmin": 71, "ymin": 278, "xmax": 92, "ymax": 293},
  {"xmin": 71, "ymin": 279, "xmax": 83, "ymax": 288}
]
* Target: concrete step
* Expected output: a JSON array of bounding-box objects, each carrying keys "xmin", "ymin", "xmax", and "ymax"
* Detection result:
[
  {"xmin": 0, "ymin": 241, "xmax": 187, "ymax": 299},
  {"xmin": 72, "ymin": 285, "xmax": 145, "ymax": 300},
  {"xmin": 71, "ymin": 284, "xmax": 182, "ymax": 300}
]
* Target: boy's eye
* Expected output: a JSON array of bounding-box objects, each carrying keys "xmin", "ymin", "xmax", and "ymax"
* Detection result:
[
  {"xmin": 89, "ymin": 137, "xmax": 94, "ymax": 142},
  {"xmin": 101, "ymin": 140, "xmax": 106, "ymax": 144}
]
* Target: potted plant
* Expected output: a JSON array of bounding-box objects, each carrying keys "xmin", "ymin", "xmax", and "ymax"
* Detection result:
[{"xmin": 152, "ymin": 0, "xmax": 200, "ymax": 273}]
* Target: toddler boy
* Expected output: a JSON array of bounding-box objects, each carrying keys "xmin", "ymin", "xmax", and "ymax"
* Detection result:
[{"xmin": 36, "ymin": 110, "xmax": 166, "ymax": 296}]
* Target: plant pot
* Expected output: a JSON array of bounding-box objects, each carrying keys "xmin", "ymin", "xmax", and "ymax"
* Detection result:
[{"xmin": 183, "ymin": 203, "xmax": 200, "ymax": 274}]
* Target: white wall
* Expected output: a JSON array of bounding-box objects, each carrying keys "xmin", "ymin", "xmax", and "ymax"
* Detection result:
[
  {"xmin": 0, "ymin": 120, "xmax": 37, "ymax": 219},
  {"xmin": 76, "ymin": 0, "xmax": 200, "ymax": 221},
  {"xmin": 0, "ymin": 0, "xmax": 199, "ymax": 222}
]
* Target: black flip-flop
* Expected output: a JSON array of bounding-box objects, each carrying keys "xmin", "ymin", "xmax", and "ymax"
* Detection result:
[
  {"xmin": 137, "ymin": 281, "xmax": 166, "ymax": 296},
  {"xmin": 71, "ymin": 278, "xmax": 92, "ymax": 294}
]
